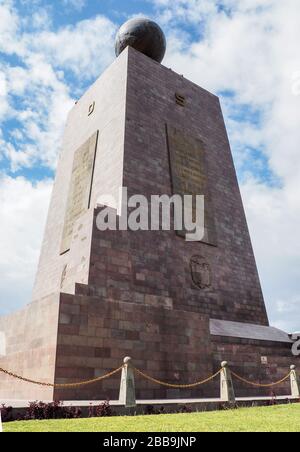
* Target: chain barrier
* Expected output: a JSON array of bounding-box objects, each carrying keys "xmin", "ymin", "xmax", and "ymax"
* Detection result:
[
  {"xmin": 0, "ymin": 365, "xmax": 292, "ymax": 390},
  {"xmin": 0, "ymin": 366, "xmax": 123, "ymax": 388},
  {"xmin": 231, "ymin": 370, "xmax": 292, "ymax": 388},
  {"xmin": 134, "ymin": 368, "xmax": 222, "ymax": 388}
]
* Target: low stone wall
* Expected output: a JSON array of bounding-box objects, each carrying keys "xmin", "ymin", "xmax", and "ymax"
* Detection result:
[
  {"xmin": 211, "ymin": 335, "xmax": 297, "ymax": 398},
  {"xmin": 0, "ymin": 295, "xmax": 60, "ymax": 400}
]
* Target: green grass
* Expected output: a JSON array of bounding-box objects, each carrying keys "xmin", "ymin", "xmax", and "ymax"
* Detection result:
[{"xmin": 3, "ymin": 404, "xmax": 300, "ymax": 432}]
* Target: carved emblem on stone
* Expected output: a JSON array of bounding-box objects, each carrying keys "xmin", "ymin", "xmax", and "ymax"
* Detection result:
[{"xmin": 190, "ymin": 255, "xmax": 211, "ymax": 289}]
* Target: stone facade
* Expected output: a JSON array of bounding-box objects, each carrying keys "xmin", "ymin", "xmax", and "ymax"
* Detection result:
[
  {"xmin": 0, "ymin": 295, "xmax": 59, "ymax": 400},
  {"xmin": 54, "ymin": 291, "xmax": 212, "ymax": 401},
  {"xmin": 211, "ymin": 335, "xmax": 293, "ymax": 398},
  {"xmin": 120, "ymin": 47, "xmax": 268, "ymax": 325},
  {"xmin": 31, "ymin": 48, "xmax": 128, "ymax": 302},
  {"xmin": 0, "ymin": 46, "xmax": 297, "ymax": 401}
]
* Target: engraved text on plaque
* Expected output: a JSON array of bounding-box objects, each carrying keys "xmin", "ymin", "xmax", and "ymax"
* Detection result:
[
  {"xmin": 166, "ymin": 125, "xmax": 217, "ymax": 246},
  {"xmin": 60, "ymin": 131, "xmax": 98, "ymax": 254}
]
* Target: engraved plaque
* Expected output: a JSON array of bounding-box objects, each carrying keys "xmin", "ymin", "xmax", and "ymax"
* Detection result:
[
  {"xmin": 166, "ymin": 125, "xmax": 217, "ymax": 245},
  {"xmin": 60, "ymin": 131, "xmax": 98, "ymax": 254}
]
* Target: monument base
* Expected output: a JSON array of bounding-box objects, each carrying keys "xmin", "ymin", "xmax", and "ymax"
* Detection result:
[
  {"xmin": 0, "ymin": 292, "xmax": 296, "ymax": 401},
  {"xmin": 0, "ymin": 292, "xmax": 213, "ymax": 401}
]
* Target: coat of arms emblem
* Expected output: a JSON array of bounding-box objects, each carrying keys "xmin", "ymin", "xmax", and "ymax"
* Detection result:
[{"xmin": 190, "ymin": 255, "xmax": 211, "ymax": 289}]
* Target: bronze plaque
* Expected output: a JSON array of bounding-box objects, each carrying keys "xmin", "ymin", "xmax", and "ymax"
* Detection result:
[
  {"xmin": 60, "ymin": 131, "xmax": 98, "ymax": 254},
  {"xmin": 166, "ymin": 125, "xmax": 217, "ymax": 245}
]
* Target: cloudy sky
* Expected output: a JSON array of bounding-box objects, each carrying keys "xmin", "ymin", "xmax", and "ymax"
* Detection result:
[{"xmin": 0, "ymin": 0, "xmax": 299, "ymax": 332}]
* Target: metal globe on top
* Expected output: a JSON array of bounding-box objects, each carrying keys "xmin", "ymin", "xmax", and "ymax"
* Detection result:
[{"xmin": 115, "ymin": 18, "xmax": 166, "ymax": 63}]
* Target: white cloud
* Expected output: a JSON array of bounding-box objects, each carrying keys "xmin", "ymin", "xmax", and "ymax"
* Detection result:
[
  {"xmin": 0, "ymin": 71, "xmax": 9, "ymax": 121},
  {"xmin": 63, "ymin": 0, "xmax": 87, "ymax": 12},
  {"xmin": 241, "ymin": 177, "xmax": 300, "ymax": 332},
  {"xmin": 0, "ymin": 0, "xmax": 20, "ymax": 54},
  {"xmin": 1, "ymin": 56, "xmax": 74, "ymax": 170},
  {"xmin": 152, "ymin": 0, "xmax": 217, "ymax": 25},
  {"xmin": 30, "ymin": 16, "xmax": 116, "ymax": 79},
  {"xmin": 0, "ymin": 175, "xmax": 53, "ymax": 315},
  {"xmin": 0, "ymin": 1, "xmax": 116, "ymax": 171}
]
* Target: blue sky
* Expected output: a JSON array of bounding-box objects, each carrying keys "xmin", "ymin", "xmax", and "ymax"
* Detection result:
[
  {"xmin": 0, "ymin": 0, "xmax": 276, "ymax": 183},
  {"xmin": 0, "ymin": 0, "xmax": 299, "ymax": 332}
]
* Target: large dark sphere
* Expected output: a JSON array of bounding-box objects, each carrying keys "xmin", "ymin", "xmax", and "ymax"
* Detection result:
[{"xmin": 115, "ymin": 18, "xmax": 166, "ymax": 63}]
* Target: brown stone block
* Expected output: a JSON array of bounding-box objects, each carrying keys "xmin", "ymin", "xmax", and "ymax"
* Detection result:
[
  {"xmin": 57, "ymin": 335, "xmax": 89, "ymax": 347},
  {"xmin": 79, "ymin": 325, "xmax": 96, "ymax": 337},
  {"xmin": 71, "ymin": 314, "xmax": 88, "ymax": 326},
  {"xmin": 88, "ymin": 316, "xmax": 104, "ymax": 328},
  {"xmin": 57, "ymin": 344, "xmax": 95, "ymax": 357},
  {"xmin": 55, "ymin": 367, "xmax": 94, "ymax": 379},
  {"xmin": 140, "ymin": 332, "xmax": 161, "ymax": 343},
  {"xmin": 126, "ymin": 331, "xmax": 140, "ymax": 341},
  {"xmin": 60, "ymin": 304, "xmax": 80, "ymax": 315},
  {"xmin": 95, "ymin": 327, "xmax": 111, "ymax": 338},
  {"xmin": 102, "ymin": 358, "xmax": 121, "ymax": 369},
  {"xmin": 95, "ymin": 347, "xmax": 111, "ymax": 358},
  {"xmin": 59, "ymin": 324, "xmax": 80, "ymax": 336},
  {"xmin": 59, "ymin": 313, "xmax": 71, "ymax": 325}
]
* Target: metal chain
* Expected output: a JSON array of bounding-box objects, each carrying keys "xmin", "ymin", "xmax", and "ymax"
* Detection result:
[
  {"xmin": 231, "ymin": 370, "xmax": 291, "ymax": 388},
  {"xmin": 134, "ymin": 368, "xmax": 222, "ymax": 388},
  {"xmin": 0, "ymin": 366, "xmax": 123, "ymax": 388},
  {"xmin": 0, "ymin": 365, "xmax": 292, "ymax": 390}
]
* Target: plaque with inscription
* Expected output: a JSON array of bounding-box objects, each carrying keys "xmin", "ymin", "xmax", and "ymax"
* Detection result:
[
  {"xmin": 60, "ymin": 131, "xmax": 98, "ymax": 254},
  {"xmin": 166, "ymin": 125, "xmax": 217, "ymax": 246}
]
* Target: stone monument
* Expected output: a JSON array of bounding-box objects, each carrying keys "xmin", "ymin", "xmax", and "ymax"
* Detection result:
[{"xmin": 0, "ymin": 18, "xmax": 296, "ymax": 401}]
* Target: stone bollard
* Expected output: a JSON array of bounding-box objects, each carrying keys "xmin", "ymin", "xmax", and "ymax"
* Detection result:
[
  {"xmin": 220, "ymin": 361, "xmax": 236, "ymax": 403},
  {"xmin": 290, "ymin": 365, "xmax": 300, "ymax": 398},
  {"xmin": 119, "ymin": 357, "xmax": 136, "ymax": 408}
]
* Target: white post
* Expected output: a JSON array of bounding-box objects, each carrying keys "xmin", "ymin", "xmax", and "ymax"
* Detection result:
[
  {"xmin": 119, "ymin": 357, "xmax": 136, "ymax": 408},
  {"xmin": 290, "ymin": 365, "xmax": 300, "ymax": 398},
  {"xmin": 220, "ymin": 361, "xmax": 236, "ymax": 403}
]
